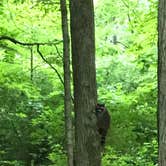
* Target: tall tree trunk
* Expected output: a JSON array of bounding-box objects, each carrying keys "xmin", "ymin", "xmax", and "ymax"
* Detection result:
[
  {"xmin": 158, "ymin": 0, "xmax": 166, "ymax": 165},
  {"xmin": 70, "ymin": 0, "xmax": 101, "ymax": 165},
  {"xmin": 60, "ymin": 1, "xmax": 74, "ymax": 166}
]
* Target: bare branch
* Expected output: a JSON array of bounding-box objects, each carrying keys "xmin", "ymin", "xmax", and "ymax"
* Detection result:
[
  {"xmin": 0, "ymin": 35, "xmax": 62, "ymax": 46},
  {"xmin": 110, "ymin": 40, "xmax": 129, "ymax": 48},
  {"xmin": 36, "ymin": 44, "xmax": 64, "ymax": 85},
  {"xmin": 54, "ymin": 44, "xmax": 63, "ymax": 58}
]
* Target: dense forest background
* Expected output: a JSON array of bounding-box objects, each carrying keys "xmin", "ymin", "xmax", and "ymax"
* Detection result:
[{"xmin": 0, "ymin": 0, "xmax": 157, "ymax": 165}]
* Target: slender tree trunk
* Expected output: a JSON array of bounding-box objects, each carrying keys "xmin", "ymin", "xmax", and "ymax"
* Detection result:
[
  {"xmin": 30, "ymin": 47, "xmax": 33, "ymax": 81},
  {"xmin": 60, "ymin": 0, "xmax": 74, "ymax": 166},
  {"xmin": 158, "ymin": 0, "xmax": 166, "ymax": 165},
  {"xmin": 70, "ymin": 0, "xmax": 101, "ymax": 165}
]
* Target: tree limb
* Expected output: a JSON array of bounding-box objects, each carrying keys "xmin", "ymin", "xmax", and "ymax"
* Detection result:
[{"xmin": 0, "ymin": 35, "xmax": 62, "ymax": 46}]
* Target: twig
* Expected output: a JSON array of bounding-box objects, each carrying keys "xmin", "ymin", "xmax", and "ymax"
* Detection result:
[
  {"xmin": 54, "ymin": 44, "xmax": 63, "ymax": 58},
  {"xmin": 36, "ymin": 44, "xmax": 64, "ymax": 85},
  {"xmin": 110, "ymin": 40, "xmax": 129, "ymax": 48}
]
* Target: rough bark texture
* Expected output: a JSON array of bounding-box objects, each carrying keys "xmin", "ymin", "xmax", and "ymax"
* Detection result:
[
  {"xmin": 158, "ymin": 0, "xmax": 166, "ymax": 165},
  {"xmin": 70, "ymin": 0, "xmax": 101, "ymax": 166},
  {"xmin": 60, "ymin": 1, "xmax": 74, "ymax": 166}
]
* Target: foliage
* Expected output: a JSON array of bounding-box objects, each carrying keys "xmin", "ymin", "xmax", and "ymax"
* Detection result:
[
  {"xmin": 48, "ymin": 144, "xmax": 67, "ymax": 165},
  {"xmin": 102, "ymin": 140, "xmax": 157, "ymax": 166},
  {"xmin": 95, "ymin": 0, "xmax": 157, "ymax": 165},
  {"xmin": 0, "ymin": 0, "xmax": 157, "ymax": 165}
]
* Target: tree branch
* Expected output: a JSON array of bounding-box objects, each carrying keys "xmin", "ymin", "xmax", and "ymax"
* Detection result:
[
  {"xmin": 54, "ymin": 44, "xmax": 63, "ymax": 58},
  {"xmin": 0, "ymin": 35, "xmax": 62, "ymax": 46},
  {"xmin": 110, "ymin": 40, "xmax": 129, "ymax": 48},
  {"xmin": 36, "ymin": 44, "xmax": 64, "ymax": 85},
  {"xmin": 0, "ymin": 35, "xmax": 64, "ymax": 84}
]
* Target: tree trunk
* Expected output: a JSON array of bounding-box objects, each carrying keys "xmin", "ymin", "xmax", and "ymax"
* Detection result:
[
  {"xmin": 60, "ymin": 1, "xmax": 74, "ymax": 166},
  {"xmin": 30, "ymin": 47, "xmax": 33, "ymax": 81},
  {"xmin": 158, "ymin": 0, "xmax": 166, "ymax": 165},
  {"xmin": 70, "ymin": 0, "xmax": 101, "ymax": 166}
]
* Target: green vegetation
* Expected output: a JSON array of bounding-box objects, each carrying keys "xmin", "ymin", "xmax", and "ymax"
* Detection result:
[{"xmin": 0, "ymin": 0, "xmax": 157, "ymax": 165}]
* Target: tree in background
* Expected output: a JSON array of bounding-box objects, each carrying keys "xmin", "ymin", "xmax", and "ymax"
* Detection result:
[
  {"xmin": 70, "ymin": 0, "xmax": 101, "ymax": 165},
  {"xmin": 60, "ymin": 0, "xmax": 73, "ymax": 165},
  {"xmin": 158, "ymin": 0, "xmax": 166, "ymax": 165}
]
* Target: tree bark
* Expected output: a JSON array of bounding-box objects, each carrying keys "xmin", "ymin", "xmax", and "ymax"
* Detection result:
[
  {"xmin": 70, "ymin": 0, "xmax": 101, "ymax": 165},
  {"xmin": 60, "ymin": 1, "xmax": 74, "ymax": 166},
  {"xmin": 158, "ymin": 0, "xmax": 166, "ymax": 165}
]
